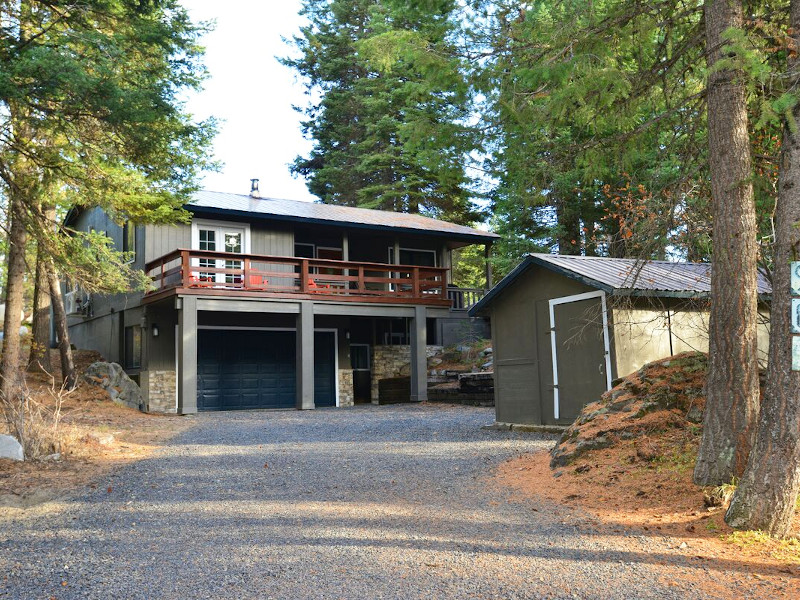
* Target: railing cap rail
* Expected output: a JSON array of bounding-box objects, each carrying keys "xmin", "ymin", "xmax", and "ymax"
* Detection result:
[{"xmin": 146, "ymin": 248, "xmax": 449, "ymax": 274}]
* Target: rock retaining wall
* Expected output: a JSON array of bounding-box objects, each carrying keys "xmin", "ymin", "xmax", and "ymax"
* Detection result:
[{"xmin": 370, "ymin": 345, "xmax": 443, "ymax": 402}]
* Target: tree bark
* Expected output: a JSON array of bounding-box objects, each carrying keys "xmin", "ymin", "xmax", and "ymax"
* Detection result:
[
  {"xmin": 46, "ymin": 259, "xmax": 76, "ymax": 391},
  {"xmin": 724, "ymin": 0, "xmax": 800, "ymax": 537},
  {"xmin": 0, "ymin": 193, "xmax": 28, "ymax": 401},
  {"xmin": 27, "ymin": 243, "xmax": 52, "ymax": 374},
  {"xmin": 694, "ymin": 0, "xmax": 761, "ymax": 486}
]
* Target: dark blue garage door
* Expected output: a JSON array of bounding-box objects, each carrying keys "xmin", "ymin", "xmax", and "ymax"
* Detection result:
[
  {"xmin": 197, "ymin": 329, "xmax": 337, "ymax": 411},
  {"xmin": 198, "ymin": 329, "xmax": 296, "ymax": 411}
]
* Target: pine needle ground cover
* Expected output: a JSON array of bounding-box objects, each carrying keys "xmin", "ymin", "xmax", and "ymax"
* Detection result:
[
  {"xmin": 496, "ymin": 352, "xmax": 800, "ymax": 597},
  {"xmin": 0, "ymin": 349, "xmax": 192, "ymax": 510}
]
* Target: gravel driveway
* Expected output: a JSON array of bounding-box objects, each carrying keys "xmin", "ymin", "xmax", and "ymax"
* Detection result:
[{"xmin": 2, "ymin": 404, "xmax": 721, "ymax": 599}]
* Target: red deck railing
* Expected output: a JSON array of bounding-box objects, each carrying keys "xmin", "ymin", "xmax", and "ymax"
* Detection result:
[{"xmin": 144, "ymin": 249, "xmax": 454, "ymax": 305}]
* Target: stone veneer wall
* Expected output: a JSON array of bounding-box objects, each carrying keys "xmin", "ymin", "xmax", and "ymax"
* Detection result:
[
  {"xmin": 370, "ymin": 345, "xmax": 443, "ymax": 402},
  {"xmin": 147, "ymin": 370, "xmax": 177, "ymax": 414},
  {"xmin": 338, "ymin": 369, "xmax": 354, "ymax": 407}
]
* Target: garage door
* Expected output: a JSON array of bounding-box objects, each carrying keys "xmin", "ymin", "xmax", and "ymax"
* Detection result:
[
  {"xmin": 197, "ymin": 329, "xmax": 337, "ymax": 411},
  {"xmin": 198, "ymin": 330, "xmax": 296, "ymax": 411}
]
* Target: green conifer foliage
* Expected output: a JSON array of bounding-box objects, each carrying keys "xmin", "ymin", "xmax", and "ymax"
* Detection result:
[{"xmin": 284, "ymin": 0, "xmax": 481, "ymax": 224}]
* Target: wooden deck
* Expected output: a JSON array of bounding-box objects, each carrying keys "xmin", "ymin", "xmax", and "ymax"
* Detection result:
[{"xmin": 144, "ymin": 249, "xmax": 473, "ymax": 307}]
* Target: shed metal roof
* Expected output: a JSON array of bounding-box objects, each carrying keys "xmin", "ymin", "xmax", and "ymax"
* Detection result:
[
  {"xmin": 188, "ymin": 191, "xmax": 499, "ymax": 243},
  {"xmin": 469, "ymin": 253, "xmax": 772, "ymax": 316}
]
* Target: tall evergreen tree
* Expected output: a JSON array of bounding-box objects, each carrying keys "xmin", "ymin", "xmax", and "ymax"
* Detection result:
[
  {"xmin": 0, "ymin": 0, "xmax": 216, "ymax": 396},
  {"xmin": 472, "ymin": 0, "xmax": 710, "ymax": 273},
  {"xmin": 694, "ymin": 0, "xmax": 761, "ymax": 487},
  {"xmin": 284, "ymin": 0, "xmax": 480, "ymax": 224},
  {"xmin": 726, "ymin": 0, "xmax": 800, "ymax": 537}
]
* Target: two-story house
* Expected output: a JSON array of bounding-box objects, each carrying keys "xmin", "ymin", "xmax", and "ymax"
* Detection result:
[{"xmin": 64, "ymin": 185, "xmax": 498, "ymax": 414}]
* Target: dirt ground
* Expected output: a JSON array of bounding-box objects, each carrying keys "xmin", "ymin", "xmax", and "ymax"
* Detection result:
[
  {"xmin": 0, "ymin": 349, "xmax": 193, "ymax": 509},
  {"xmin": 495, "ymin": 352, "xmax": 800, "ymax": 598},
  {"xmin": 497, "ymin": 446, "xmax": 800, "ymax": 597}
]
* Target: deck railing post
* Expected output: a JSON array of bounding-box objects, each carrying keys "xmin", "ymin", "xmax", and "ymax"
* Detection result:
[
  {"xmin": 300, "ymin": 259, "xmax": 309, "ymax": 293},
  {"xmin": 180, "ymin": 250, "xmax": 190, "ymax": 288},
  {"xmin": 412, "ymin": 266, "xmax": 420, "ymax": 298},
  {"xmin": 357, "ymin": 265, "xmax": 365, "ymax": 292}
]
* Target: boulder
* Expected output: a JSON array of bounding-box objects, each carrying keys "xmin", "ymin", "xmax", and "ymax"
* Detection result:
[
  {"xmin": 83, "ymin": 362, "xmax": 143, "ymax": 410},
  {"xmin": 0, "ymin": 434, "xmax": 24, "ymax": 461}
]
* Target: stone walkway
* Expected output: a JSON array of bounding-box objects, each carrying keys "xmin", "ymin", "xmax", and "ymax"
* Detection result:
[{"xmin": 1, "ymin": 404, "xmax": 725, "ymax": 599}]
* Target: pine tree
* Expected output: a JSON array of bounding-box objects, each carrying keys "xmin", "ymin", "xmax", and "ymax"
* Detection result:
[
  {"xmin": 725, "ymin": 0, "xmax": 800, "ymax": 537},
  {"xmin": 0, "ymin": 1, "xmax": 216, "ymax": 396},
  {"xmin": 284, "ymin": 0, "xmax": 480, "ymax": 224},
  {"xmin": 693, "ymin": 0, "xmax": 761, "ymax": 487},
  {"xmin": 472, "ymin": 0, "xmax": 710, "ymax": 271}
]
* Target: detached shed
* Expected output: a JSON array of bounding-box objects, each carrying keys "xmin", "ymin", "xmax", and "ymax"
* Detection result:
[{"xmin": 469, "ymin": 254, "xmax": 771, "ymax": 427}]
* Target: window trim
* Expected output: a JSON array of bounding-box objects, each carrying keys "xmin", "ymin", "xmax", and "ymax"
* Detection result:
[
  {"xmin": 387, "ymin": 246, "xmax": 438, "ymax": 267},
  {"xmin": 191, "ymin": 219, "xmax": 251, "ymax": 254},
  {"xmin": 122, "ymin": 221, "xmax": 137, "ymax": 264}
]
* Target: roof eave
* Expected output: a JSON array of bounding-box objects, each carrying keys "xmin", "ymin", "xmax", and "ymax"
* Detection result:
[{"xmin": 187, "ymin": 205, "xmax": 500, "ymax": 245}]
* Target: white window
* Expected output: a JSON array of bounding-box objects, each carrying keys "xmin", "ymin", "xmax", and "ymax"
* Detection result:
[{"xmin": 190, "ymin": 220, "xmax": 250, "ymax": 285}]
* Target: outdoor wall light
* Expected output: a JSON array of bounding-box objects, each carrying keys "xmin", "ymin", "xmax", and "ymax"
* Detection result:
[{"xmin": 152, "ymin": 324, "xmax": 159, "ymax": 338}]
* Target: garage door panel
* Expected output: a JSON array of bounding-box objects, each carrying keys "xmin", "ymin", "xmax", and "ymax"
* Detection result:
[{"xmin": 198, "ymin": 330, "xmax": 297, "ymax": 411}]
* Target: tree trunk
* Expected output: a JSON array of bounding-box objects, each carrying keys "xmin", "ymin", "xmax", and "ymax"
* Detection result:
[
  {"xmin": 0, "ymin": 193, "xmax": 29, "ymax": 401},
  {"xmin": 27, "ymin": 244, "xmax": 52, "ymax": 374},
  {"xmin": 724, "ymin": 1, "xmax": 800, "ymax": 537},
  {"xmin": 694, "ymin": 0, "xmax": 761, "ymax": 486},
  {"xmin": 46, "ymin": 260, "xmax": 76, "ymax": 391}
]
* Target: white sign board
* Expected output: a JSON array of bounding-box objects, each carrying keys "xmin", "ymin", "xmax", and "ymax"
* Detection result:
[
  {"xmin": 794, "ymin": 262, "xmax": 800, "ymax": 371},
  {"xmin": 792, "ymin": 262, "xmax": 800, "ymax": 296},
  {"xmin": 792, "ymin": 299, "xmax": 800, "ymax": 334}
]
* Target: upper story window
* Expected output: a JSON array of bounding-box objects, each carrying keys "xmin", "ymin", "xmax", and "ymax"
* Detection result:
[
  {"xmin": 198, "ymin": 228, "xmax": 216, "ymax": 251},
  {"xmin": 123, "ymin": 221, "xmax": 136, "ymax": 263},
  {"xmin": 191, "ymin": 220, "xmax": 250, "ymax": 254},
  {"xmin": 389, "ymin": 247, "xmax": 437, "ymax": 267}
]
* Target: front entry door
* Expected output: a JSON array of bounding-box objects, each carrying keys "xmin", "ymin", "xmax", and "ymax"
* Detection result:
[
  {"xmin": 314, "ymin": 331, "xmax": 337, "ymax": 407},
  {"xmin": 551, "ymin": 294, "xmax": 609, "ymax": 422}
]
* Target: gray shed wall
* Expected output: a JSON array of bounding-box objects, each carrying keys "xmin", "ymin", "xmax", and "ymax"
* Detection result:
[{"xmin": 489, "ymin": 265, "xmax": 595, "ymax": 426}]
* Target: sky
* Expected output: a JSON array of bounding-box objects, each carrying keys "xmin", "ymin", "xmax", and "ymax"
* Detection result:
[{"xmin": 183, "ymin": 1, "xmax": 315, "ymax": 201}]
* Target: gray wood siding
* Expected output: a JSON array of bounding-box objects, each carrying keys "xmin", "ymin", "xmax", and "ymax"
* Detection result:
[
  {"xmin": 144, "ymin": 223, "xmax": 191, "ymax": 263},
  {"xmin": 66, "ymin": 207, "xmax": 144, "ymax": 319},
  {"xmin": 490, "ymin": 265, "xmax": 594, "ymax": 426},
  {"xmin": 144, "ymin": 221, "xmax": 293, "ymax": 263},
  {"xmin": 145, "ymin": 301, "xmax": 178, "ymax": 371},
  {"xmin": 251, "ymin": 224, "xmax": 293, "ymax": 256}
]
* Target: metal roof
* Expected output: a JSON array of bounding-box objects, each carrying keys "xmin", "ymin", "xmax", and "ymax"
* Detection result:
[
  {"xmin": 469, "ymin": 253, "xmax": 772, "ymax": 316},
  {"xmin": 188, "ymin": 191, "xmax": 499, "ymax": 243}
]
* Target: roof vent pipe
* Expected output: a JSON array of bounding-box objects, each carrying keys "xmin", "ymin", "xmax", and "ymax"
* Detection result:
[{"xmin": 250, "ymin": 178, "xmax": 260, "ymax": 198}]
